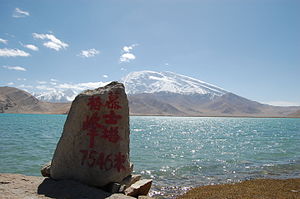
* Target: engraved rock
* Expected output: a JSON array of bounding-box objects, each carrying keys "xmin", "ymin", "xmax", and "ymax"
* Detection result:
[{"xmin": 50, "ymin": 82, "xmax": 131, "ymax": 187}]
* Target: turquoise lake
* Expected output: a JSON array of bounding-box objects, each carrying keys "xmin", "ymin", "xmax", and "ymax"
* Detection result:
[{"xmin": 0, "ymin": 114, "xmax": 300, "ymax": 198}]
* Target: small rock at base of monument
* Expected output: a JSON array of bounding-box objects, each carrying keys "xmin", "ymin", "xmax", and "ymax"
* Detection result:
[
  {"xmin": 125, "ymin": 179, "xmax": 153, "ymax": 197},
  {"xmin": 121, "ymin": 175, "xmax": 142, "ymax": 189},
  {"xmin": 138, "ymin": 196, "xmax": 153, "ymax": 199},
  {"xmin": 40, "ymin": 162, "xmax": 51, "ymax": 177},
  {"xmin": 50, "ymin": 82, "xmax": 132, "ymax": 187}
]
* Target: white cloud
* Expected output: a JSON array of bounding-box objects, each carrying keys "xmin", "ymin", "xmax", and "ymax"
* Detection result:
[
  {"xmin": 13, "ymin": 8, "xmax": 30, "ymax": 18},
  {"xmin": 265, "ymin": 101, "xmax": 300, "ymax": 107},
  {"xmin": 36, "ymin": 85, "xmax": 54, "ymax": 91},
  {"xmin": 120, "ymin": 44, "xmax": 138, "ymax": 63},
  {"xmin": 122, "ymin": 44, "xmax": 138, "ymax": 53},
  {"xmin": 17, "ymin": 78, "xmax": 26, "ymax": 81},
  {"xmin": 56, "ymin": 82, "xmax": 108, "ymax": 90},
  {"xmin": 102, "ymin": 75, "xmax": 108, "ymax": 78},
  {"xmin": 50, "ymin": 78, "xmax": 58, "ymax": 82},
  {"xmin": 0, "ymin": 48, "xmax": 30, "ymax": 57},
  {"xmin": 23, "ymin": 44, "xmax": 39, "ymax": 51},
  {"xmin": 3, "ymin": 65, "xmax": 27, "ymax": 71},
  {"xmin": 78, "ymin": 48, "xmax": 100, "ymax": 58},
  {"xmin": 37, "ymin": 81, "xmax": 47, "ymax": 84},
  {"xmin": 7, "ymin": 82, "xmax": 14, "ymax": 86},
  {"xmin": 0, "ymin": 38, "xmax": 8, "ymax": 44},
  {"xmin": 120, "ymin": 53, "xmax": 136, "ymax": 62},
  {"xmin": 33, "ymin": 33, "xmax": 68, "ymax": 51},
  {"xmin": 18, "ymin": 84, "xmax": 33, "ymax": 88}
]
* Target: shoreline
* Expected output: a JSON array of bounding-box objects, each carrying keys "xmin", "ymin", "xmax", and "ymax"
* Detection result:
[
  {"xmin": 1, "ymin": 112, "xmax": 300, "ymax": 118},
  {"xmin": 1, "ymin": 173, "xmax": 299, "ymax": 198}
]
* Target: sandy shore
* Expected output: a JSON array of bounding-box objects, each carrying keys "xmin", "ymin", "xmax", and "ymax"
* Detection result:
[
  {"xmin": 0, "ymin": 173, "xmax": 135, "ymax": 199},
  {"xmin": 177, "ymin": 178, "xmax": 300, "ymax": 199},
  {"xmin": 1, "ymin": 173, "xmax": 299, "ymax": 198}
]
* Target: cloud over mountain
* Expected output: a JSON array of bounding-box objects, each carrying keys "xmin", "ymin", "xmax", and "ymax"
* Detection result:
[
  {"xmin": 0, "ymin": 48, "xmax": 30, "ymax": 57},
  {"xmin": 120, "ymin": 44, "xmax": 137, "ymax": 63},
  {"xmin": 12, "ymin": 8, "xmax": 30, "ymax": 18},
  {"xmin": 33, "ymin": 33, "xmax": 68, "ymax": 51},
  {"xmin": 2, "ymin": 65, "xmax": 27, "ymax": 71},
  {"xmin": 78, "ymin": 48, "xmax": 100, "ymax": 58}
]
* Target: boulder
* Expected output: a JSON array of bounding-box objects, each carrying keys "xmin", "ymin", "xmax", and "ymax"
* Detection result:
[
  {"xmin": 40, "ymin": 162, "xmax": 51, "ymax": 177},
  {"xmin": 50, "ymin": 82, "xmax": 132, "ymax": 187},
  {"xmin": 138, "ymin": 196, "xmax": 153, "ymax": 199},
  {"xmin": 125, "ymin": 179, "xmax": 153, "ymax": 197},
  {"xmin": 121, "ymin": 174, "xmax": 142, "ymax": 189}
]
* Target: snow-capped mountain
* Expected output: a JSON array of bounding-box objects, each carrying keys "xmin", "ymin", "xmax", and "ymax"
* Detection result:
[
  {"xmin": 123, "ymin": 70, "xmax": 228, "ymax": 97},
  {"xmin": 35, "ymin": 89, "xmax": 78, "ymax": 103},
  {"xmin": 6, "ymin": 70, "xmax": 300, "ymax": 117},
  {"xmin": 34, "ymin": 71, "xmax": 228, "ymax": 102}
]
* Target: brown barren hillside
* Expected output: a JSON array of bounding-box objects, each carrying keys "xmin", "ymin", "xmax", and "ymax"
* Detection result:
[
  {"xmin": 0, "ymin": 87, "xmax": 70, "ymax": 114},
  {"xmin": 288, "ymin": 109, "xmax": 300, "ymax": 117},
  {"xmin": 128, "ymin": 92, "xmax": 300, "ymax": 117}
]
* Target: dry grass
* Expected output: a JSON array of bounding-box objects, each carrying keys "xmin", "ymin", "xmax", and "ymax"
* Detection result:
[{"xmin": 177, "ymin": 178, "xmax": 300, "ymax": 199}]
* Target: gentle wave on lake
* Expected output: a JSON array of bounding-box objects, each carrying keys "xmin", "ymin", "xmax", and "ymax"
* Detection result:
[{"xmin": 0, "ymin": 114, "xmax": 300, "ymax": 198}]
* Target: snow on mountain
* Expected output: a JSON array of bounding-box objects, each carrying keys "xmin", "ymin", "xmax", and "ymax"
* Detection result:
[
  {"xmin": 35, "ymin": 89, "xmax": 78, "ymax": 103},
  {"xmin": 123, "ymin": 70, "xmax": 228, "ymax": 96},
  {"xmin": 34, "ymin": 71, "xmax": 227, "ymax": 102},
  {"xmin": 34, "ymin": 81, "xmax": 109, "ymax": 102}
]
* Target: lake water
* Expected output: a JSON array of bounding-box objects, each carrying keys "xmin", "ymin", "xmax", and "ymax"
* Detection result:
[{"xmin": 0, "ymin": 114, "xmax": 300, "ymax": 198}]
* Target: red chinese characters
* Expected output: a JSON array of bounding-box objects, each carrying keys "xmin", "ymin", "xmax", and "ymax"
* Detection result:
[
  {"xmin": 114, "ymin": 152, "xmax": 126, "ymax": 172},
  {"xmin": 101, "ymin": 126, "xmax": 121, "ymax": 143},
  {"xmin": 80, "ymin": 150, "xmax": 127, "ymax": 171},
  {"xmin": 105, "ymin": 92, "xmax": 122, "ymax": 110},
  {"xmin": 103, "ymin": 110, "xmax": 122, "ymax": 125},
  {"xmin": 82, "ymin": 112, "xmax": 103, "ymax": 148},
  {"xmin": 80, "ymin": 91, "xmax": 125, "ymax": 172},
  {"xmin": 87, "ymin": 96, "xmax": 102, "ymax": 111}
]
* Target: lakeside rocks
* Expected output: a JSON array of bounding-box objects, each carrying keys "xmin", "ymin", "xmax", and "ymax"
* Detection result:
[
  {"xmin": 51, "ymin": 82, "xmax": 132, "ymax": 187},
  {"xmin": 40, "ymin": 162, "xmax": 51, "ymax": 177},
  {"xmin": 125, "ymin": 179, "xmax": 153, "ymax": 197}
]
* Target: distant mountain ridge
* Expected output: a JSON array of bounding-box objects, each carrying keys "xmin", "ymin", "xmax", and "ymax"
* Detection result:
[
  {"xmin": 0, "ymin": 87, "xmax": 70, "ymax": 114},
  {"xmin": 2, "ymin": 70, "xmax": 300, "ymax": 117},
  {"xmin": 123, "ymin": 71, "xmax": 300, "ymax": 117},
  {"xmin": 35, "ymin": 89, "xmax": 77, "ymax": 103}
]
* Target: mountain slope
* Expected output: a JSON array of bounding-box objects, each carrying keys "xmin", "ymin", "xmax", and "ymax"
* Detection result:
[
  {"xmin": 35, "ymin": 89, "xmax": 78, "ymax": 103},
  {"xmin": 4, "ymin": 70, "xmax": 300, "ymax": 117},
  {"xmin": 123, "ymin": 71, "xmax": 227, "ymax": 97},
  {"xmin": 128, "ymin": 92, "xmax": 300, "ymax": 117},
  {"xmin": 124, "ymin": 71, "xmax": 300, "ymax": 117},
  {"xmin": 0, "ymin": 87, "xmax": 70, "ymax": 114}
]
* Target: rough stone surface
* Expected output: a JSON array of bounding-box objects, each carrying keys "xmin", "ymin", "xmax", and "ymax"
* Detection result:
[
  {"xmin": 0, "ymin": 173, "xmax": 135, "ymax": 199},
  {"xmin": 105, "ymin": 182, "xmax": 121, "ymax": 193},
  {"xmin": 50, "ymin": 82, "xmax": 131, "ymax": 187},
  {"xmin": 40, "ymin": 162, "xmax": 51, "ymax": 177},
  {"xmin": 138, "ymin": 196, "xmax": 153, "ymax": 199},
  {"xmin": 121, "ymin": 174, "xmax": 142, "ymax": 189},
  {"xmin": 125, "ymin": 179, "xmax": 153, "ymax": 197}
]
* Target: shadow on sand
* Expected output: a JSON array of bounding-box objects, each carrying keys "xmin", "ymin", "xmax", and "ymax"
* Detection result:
[{"xmin": 37, "ymin": 178, "xmax": 112, "ymax": 199}]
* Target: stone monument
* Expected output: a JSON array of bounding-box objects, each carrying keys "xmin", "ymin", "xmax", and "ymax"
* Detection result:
[{"xmin": 50, "ymin": 82, "xmax": 132, "ymax": 187}]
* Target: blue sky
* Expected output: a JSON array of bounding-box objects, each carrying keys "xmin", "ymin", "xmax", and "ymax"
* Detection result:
[{"xmin": 1, "ymin": 0, "xmax": 299, "ymax": 106}]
